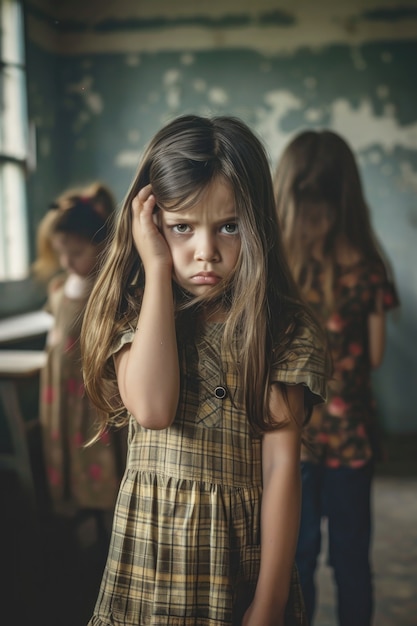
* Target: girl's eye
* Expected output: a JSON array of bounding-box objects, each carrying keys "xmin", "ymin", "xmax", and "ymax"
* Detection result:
[
  {"xmin": 221, "ymin": 223, "xmax": 239, "ymax": 235},
  {"xmin": 172, "ymin": 224, "xmax": 190, "ymax": 234}
]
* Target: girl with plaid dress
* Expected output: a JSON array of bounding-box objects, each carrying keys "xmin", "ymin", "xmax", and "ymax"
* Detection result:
[
  {"xmin": 33, "ymin": 183, "xmax": 124, "ymax": 531},
  {"xmin": 82, "ymin": 115, "xmax": 329, "ymax": 626},
  {"xmin": 274, "ymin": 130, "xmax": 399, "ymax": 626}
]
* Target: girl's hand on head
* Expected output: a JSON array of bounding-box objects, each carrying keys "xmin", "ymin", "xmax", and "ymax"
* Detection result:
[{"xmin": 131, "ymin": 185, "xmax": 172, "ymax": 273}]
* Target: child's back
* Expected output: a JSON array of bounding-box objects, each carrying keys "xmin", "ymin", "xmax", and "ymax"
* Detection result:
[{"xmin": 274, "ymin": 129, "xmax": 399, "ymax": 626}]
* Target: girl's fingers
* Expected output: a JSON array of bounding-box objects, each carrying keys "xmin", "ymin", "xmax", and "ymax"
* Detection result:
[
  {"xmin": 131, "ymin": 186, "xmax": 171, "ymax": 266},
  {"xmin": 137, "ymin": 183, "xmax": 152, "ymax": 201},
  {"xmin": 132, "ymin": 186, "xmax": 156, "ymax": 219}
]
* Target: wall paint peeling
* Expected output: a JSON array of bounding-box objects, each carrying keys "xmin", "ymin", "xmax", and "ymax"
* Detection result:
[
  {"xmin": 26, "ymin": 0, "xmax": 417, "ymax": 55},
  {"xmin": 19, "ymin": 0, "xmax": 417, "ymax": 432},
  {"xmin": 362, "ymin": 6, "xmax": 417, "ymax": 21}
]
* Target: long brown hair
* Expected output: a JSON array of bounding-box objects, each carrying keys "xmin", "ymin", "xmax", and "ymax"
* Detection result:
[
  {"xmin": 273, "ymin": 130, "xmax": 391, "ymax": 307},
  {"xmin": 81, "ymin": 115, "xmax": 321, "ymax": 435}
]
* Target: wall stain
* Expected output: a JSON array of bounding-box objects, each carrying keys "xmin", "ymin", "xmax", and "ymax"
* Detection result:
[
  {"xmin": 256, "ymin": 10, "xmax": 295, "ymax": 26},
  {"xmin": 408, "ymin": 209, "xmax": 417, "ymax": 229},
  {"xmin": 362, "ymin": 7, "xmax": 417, "ymax": 22},
  {"xmin": 26, "ymin": 5, "xmax": 296, "ymax": 33}
]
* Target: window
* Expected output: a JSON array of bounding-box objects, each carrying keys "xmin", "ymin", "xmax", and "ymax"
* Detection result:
[{"xmin": 0, "ymin": 0, "xmax": 29, "ymax": 280}]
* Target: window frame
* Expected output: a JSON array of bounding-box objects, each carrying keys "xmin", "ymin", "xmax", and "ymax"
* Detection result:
[{"xmin": 0, "ymin": 0, "xmax": 31, "ymax": 281}]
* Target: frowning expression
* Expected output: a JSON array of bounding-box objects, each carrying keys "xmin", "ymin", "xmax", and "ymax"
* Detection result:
[{"xmin": 160, "ymin": 178, "xmax": 241, "ymax": 297}]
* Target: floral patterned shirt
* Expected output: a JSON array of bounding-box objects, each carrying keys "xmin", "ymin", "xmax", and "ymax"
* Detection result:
[{"xmin": 302, "ymin": 258, "xmax": 399, "ymax": 468}]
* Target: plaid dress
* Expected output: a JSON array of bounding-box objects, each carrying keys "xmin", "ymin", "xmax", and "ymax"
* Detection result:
[
  {"xmin": 40, "ymin": 276, "xmax": 123, "ymax": 513},
  {"xmin": 89, "ymin": 318, "xmax": 326, "ymax": 626}
]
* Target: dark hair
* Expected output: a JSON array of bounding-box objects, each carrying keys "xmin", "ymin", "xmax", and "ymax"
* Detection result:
[
  {"xmin": 51, "ymin": 198, "xmax": 109, "ymax": 244},
  {"xmin": 33, "ymin": 182, "xmax": 116, "ymax": 281},
  {"xmin": 274, "ymin": 129, "xmax": 393, "ymax": 304},
  {"xmin": 274, "ymin": 130, "xmax": 380, "ymax": 253}
]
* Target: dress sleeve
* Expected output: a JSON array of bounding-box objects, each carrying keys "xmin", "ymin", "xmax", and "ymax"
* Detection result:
[
  {"xmin": 108, "ymin": 329, "xmax": 136, "ymax": 358},
  {"xmin": 108, "ymin": 288, "xmax": 143, "ymax": 358},
  {"xmin": 270, "ymin": 318, "xmax": 330, "ymax": 408},
  {"xmin": 368, "ymin": 261, "xmax": 399, "ymax": 313}
]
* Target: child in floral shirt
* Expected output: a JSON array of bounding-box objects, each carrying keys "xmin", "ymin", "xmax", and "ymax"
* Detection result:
[{"xmin": 274, "ymin": 129, "xmax": 399, "ymax": 626}]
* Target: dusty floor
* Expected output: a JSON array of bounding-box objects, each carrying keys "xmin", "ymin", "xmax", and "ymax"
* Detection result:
[{"xmin": 314, "ymin": 476, "xmax": 417, "ymax": 626}]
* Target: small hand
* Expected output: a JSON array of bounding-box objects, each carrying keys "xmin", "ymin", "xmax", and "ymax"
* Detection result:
[{"xmin": 131, "ymin": 185, "xmax": 172, "ymax": 273}]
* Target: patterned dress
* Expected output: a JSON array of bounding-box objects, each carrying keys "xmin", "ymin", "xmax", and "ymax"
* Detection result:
[
  {"xmin": 40, "ymin": 274, "xmax": 124, "ymax": 513},
  {"xmin": 88, "ymin": 316, "xmax": 327, "ymax": 626},
  {"xmin": 301, "ymin": 258, "xmax": 399, "ymax": 468}
]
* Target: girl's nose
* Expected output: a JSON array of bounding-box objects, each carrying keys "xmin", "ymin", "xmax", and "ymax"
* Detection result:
[{"xmin": 194, "ymin": 233, "xmax": 219, "ymax": 262}]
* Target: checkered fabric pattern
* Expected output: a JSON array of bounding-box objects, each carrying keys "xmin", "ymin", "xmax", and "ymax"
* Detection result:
[{"xmin": 89, "ymin": 319, "xmax": 327, "ymax": 625}]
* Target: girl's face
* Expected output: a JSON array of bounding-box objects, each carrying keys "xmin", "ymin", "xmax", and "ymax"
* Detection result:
[
  {"xmin": 300, "ymin": 201, "xmax": 334, "ymax": 245},
  {"xmin": 51, "ymin": 233, "xmax": 98, "ymax": 277},
  {"xmin": 160, "ymin": 178, "xmax": 241, "ymax": 298}
]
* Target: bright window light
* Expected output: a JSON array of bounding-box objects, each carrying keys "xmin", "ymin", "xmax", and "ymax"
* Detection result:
[{"xmin": 0, "ymin": 0, "xmax": 29, "ymax": 281}]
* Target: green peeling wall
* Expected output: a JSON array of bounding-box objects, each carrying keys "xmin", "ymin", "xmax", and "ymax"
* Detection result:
[{"xmin": 2, "ymin": 0, "xmax": 417, "ymax": 432}]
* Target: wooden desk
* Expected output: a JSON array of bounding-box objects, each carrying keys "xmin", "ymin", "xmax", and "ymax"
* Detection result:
[
  {"xmin": 0, "ymin": 310, "xmax": 53, "ymax": 345},
  {"xmin": 0, "ymin": 350, "xmax": 47, "ymax": 375},
  {"xmin": 0, "ymin": 311, "xmax": 51, "ymax": 510},
  {"xmin": 0, "ymin": 350, "xmax": 48, "ymax": 508},
  {"xmin": 0, "ymin": 313, "xmax": 54, "ymax": 623},
  {"xmin": 0, "ymin": 348, "xmax": 49, "ymax": 622}
]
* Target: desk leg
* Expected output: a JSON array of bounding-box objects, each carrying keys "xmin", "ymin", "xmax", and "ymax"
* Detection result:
[
  {"xmin": 0, "ymin": 379, "xmax": 42, "ymax": 624},
  {"xmin": 0, "ymin": 379, "xmax": 37, "ymax": 512}
]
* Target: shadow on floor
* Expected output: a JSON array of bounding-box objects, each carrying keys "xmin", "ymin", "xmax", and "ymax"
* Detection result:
[
  {"xmin": 1, "ymin": 423, "xmax": 111, "ymax": 626},
  {"xmin": 1, "ymin": 487, "xmax": 110, "ymax": 626}
]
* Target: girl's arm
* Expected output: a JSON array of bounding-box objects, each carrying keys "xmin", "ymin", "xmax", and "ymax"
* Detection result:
[
  {"xmin": 368, "ymin": 288, "xmax": 386, "ymax": 369},
  {"xmin": 114, "ymin": 185, "xmax": 180, "ymax": 429},
  {"xmin": 242, "ymin": 384, "xmax": 304, "ymax": 626}
]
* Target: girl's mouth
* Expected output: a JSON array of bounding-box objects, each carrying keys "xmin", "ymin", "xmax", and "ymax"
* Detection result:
[{"xmin": 191, "ymin": 272, "xmax": 221, "ymax": 285}]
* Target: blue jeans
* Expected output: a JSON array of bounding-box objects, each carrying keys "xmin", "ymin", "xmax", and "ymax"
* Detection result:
[{"xmin": 296, "ymin": 462, "xmax": 373, "ymax": 626}]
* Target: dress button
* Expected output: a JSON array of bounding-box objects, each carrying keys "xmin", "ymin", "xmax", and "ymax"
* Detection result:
[{"xmin": 214, "ymin": 386, "xmax": 227, "ymax": 399}]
